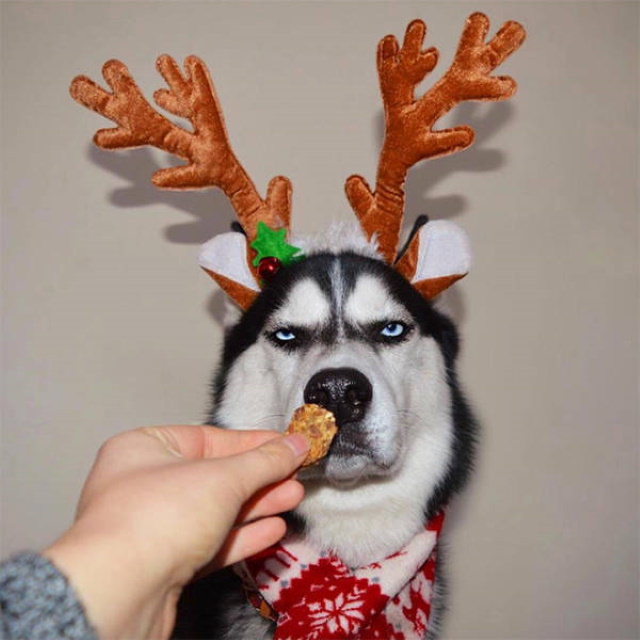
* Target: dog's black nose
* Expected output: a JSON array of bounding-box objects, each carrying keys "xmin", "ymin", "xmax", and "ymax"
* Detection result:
[{"xmin": 303, "ymin": 367, "xmax": 372, "ymax": 425}]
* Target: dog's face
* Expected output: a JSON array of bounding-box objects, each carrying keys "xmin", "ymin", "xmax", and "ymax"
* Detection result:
[
  {"xmin": 213, "ymin": 246, "xmax": 475, "ymax": 564},
  {"xmin": 214, "ymin": 251, "xmax": 460, "ymax": 487}
]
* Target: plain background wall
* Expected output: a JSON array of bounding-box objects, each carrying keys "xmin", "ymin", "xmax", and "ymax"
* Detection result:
[{"xmin": 2, "ymin": 1, "xmax": 638, "ymax": 638}]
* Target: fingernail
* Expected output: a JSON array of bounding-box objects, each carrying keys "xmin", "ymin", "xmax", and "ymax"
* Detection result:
[{"xmin": 282, "ymin": 433, "xmax": 310, "ymax": 458}]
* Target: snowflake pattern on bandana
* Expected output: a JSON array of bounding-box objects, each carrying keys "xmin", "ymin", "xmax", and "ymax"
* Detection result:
[{"xmin": 236, "ymin": 511, "xmax": 445, "ymax": 640}]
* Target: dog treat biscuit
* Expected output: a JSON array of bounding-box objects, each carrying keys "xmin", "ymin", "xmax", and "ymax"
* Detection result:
[{"xmin": 286, "ymin": 404, "xmax": 338, "ymax": 467}]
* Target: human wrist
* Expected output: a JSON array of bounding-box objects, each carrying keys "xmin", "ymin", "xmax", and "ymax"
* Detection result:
[{"xmin": 44, "ymin": 523, "xmax": 179, "ymax": 639}]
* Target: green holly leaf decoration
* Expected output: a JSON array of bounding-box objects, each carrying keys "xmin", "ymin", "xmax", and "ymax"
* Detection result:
[{"xmin": 250, "ymin": 222, "xmax": 303, "ymax": 267}]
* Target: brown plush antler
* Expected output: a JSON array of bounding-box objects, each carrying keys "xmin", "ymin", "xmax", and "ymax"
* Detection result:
[
  {"xmin": 69, "ymin": 55, "xmax": 292, "ymax": 245},
  {"xmin": 70, "ymin": 16, "xmax": 524, "ymax": 307},
  {"xmin": 346, "ymin": 13, "xmax": 526, "ymax": 269}
]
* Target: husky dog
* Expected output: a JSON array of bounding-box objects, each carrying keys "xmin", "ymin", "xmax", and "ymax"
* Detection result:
[
  {"xmin": 171, "ymin": 224, "xmax": 477, "ymax": 639},
  {"xmin": 69, "ymin": 12, "xmax": 524, "ymax": 639}
]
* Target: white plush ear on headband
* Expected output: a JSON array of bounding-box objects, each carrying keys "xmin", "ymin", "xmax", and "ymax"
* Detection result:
[
  {"xmin": 411, "ymin": 220, "xmax": 472, "ymax": 291},
  {"xmin": 198, "ymin": 232, "xmax": 259, "ymax": 291}
]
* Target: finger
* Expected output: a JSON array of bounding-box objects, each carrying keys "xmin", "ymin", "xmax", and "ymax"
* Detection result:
[
  {"xmin": 138, "ymin": 425, "xmax": 283, "ymax": 459},
  {"xmin": 236, "ymin": 479, "xmax": 304, "ymax": 525},
  {"xmin": 219, "ymin": 434, "xmax": 309, "ymax": 503},
  {"xmin": 208, "ymin": 517, "xmax": 288, "ymax": 571},
  {"xmin": 201, "ymin": 427, "xmax": 286, "ymax": 458},
  {"xmin": 88, "ymin": 427, "xmax": 285, "ymax": 486}
]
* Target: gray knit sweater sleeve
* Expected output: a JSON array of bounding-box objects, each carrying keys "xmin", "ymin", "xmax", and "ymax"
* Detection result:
[{"xmin": 0, "ymin": 552, "xmax": 98, "ymax": 640}]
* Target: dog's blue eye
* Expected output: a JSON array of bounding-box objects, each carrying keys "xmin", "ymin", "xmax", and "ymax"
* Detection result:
[
  {"xmin": 380, "ymin": 322, "xmax": 406, "ymax": 338},
  {"xmin": 274, "ymin": 329, "xmax": 297, "ymax": 342},
  {"xmin": 268, "ymin": 326, "xmax": 309, "ymax": 350}
]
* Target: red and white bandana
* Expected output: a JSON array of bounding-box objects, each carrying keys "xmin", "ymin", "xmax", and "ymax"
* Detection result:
[{"xmin": 235, "ymin": 511, "xmax": 445, "ymax": 640}]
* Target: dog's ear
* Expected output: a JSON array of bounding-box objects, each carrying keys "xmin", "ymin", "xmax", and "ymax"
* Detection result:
[
  {"xmin": 198, "ymin": 232, "xmax": 260, "ymax": 309},
  {"xmin": 403, "ymin": 221, "xmax": 472, "ymax": 299}
]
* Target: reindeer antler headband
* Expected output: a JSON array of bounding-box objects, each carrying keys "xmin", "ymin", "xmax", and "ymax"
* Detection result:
[{"xmin": 70, "ymin": 13, "xmax": 525, "ymax": 309}]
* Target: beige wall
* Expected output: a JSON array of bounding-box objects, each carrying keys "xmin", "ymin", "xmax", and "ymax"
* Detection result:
[{"xmin": 2, "ymin": 2, "xmax": 638, "ymax": 638}]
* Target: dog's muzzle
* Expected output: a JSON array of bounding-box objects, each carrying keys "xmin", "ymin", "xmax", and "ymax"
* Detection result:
[
  {"xmin": 302, "ymin": 366, "xmax": 397, "ymax": 482},
  {"xmin": 303, "ymin": 367, "xmax": 372, "ymax": 427}
]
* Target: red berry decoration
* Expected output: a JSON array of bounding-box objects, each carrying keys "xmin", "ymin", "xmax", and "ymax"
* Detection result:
[{"xmin": 257, "ymin": 256, "xmax": 282, "ymax": 281}]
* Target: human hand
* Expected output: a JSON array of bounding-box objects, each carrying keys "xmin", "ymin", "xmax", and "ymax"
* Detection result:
[{"xmin": 44, "ymin": 425, "xmax": 309, "ymax": 639}]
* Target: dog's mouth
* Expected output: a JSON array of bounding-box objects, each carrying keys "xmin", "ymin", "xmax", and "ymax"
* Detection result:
[
  {"xmin": 330, "ymin": 419, "xmax": 370, "ymax": 455},
  {"xmin": 297, "ymin": 419, "xmax": 397, "ymax": 485}
]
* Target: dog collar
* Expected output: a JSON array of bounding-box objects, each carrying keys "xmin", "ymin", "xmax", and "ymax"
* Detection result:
[{"xmin": 235, "ymin": 510, "xmax": 445, "ymax": 640}]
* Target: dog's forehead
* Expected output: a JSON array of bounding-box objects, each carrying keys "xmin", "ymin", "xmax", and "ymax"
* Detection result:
[
  {"xmin": 269, "ymin": 263, "xmax": 409, "ymax": 329},
  {"xmin": 344, "ymin": 274, "xmax": 407, "ymax": 323},
  {"xmin": 270, "ymin": 278, "xmax": 331, "ymax": 327}
]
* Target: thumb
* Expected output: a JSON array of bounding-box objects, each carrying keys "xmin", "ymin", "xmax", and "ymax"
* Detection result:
[{"xmin": 225, "ymin": 433, "xmax": 310, "ymax": 501}]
